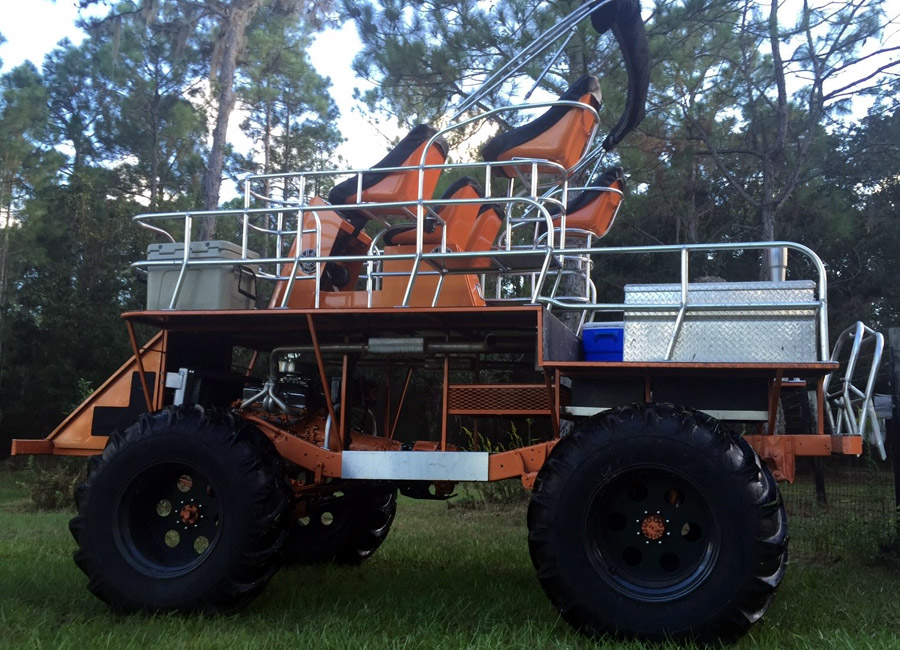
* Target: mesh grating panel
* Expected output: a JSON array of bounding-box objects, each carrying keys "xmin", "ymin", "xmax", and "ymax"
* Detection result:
[{"xmin": 448, "ymin": 384, "xmax": 569, "ymax": 414}]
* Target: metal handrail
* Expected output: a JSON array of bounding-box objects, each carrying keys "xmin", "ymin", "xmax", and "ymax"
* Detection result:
[
  {"xmin": 539, "ymin": 240, "xmax": 830, "ymax": 362},
  {"xmin": 823, "ymin": 321, "xmax": 886, "ymax": 458}
]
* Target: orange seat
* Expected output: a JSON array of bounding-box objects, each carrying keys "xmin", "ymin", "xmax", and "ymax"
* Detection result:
[
  {"xmin": 268, "ymin": 197, "xmax": 372, "ymax": 309},
  {"xmin": 382, "ymin": 177, "xmax": 490, "ymax": 248},
  {"xmin": 382, "ymin": 177, "xmax": 504, "ymax": 271},
  {"xmin": 481, "ymin": 75, "xmax": 602, "ymax": 178},
  {"xmin": 437, "ymin": 204, "xmax": 503, "ymax": 272},
  {"xmin": 553, "ymin": 166, "xmax": 625, "ymax": 240},
  {"xmin": 459, "ymin": 205, "xmax": 503, "ymax": 269},
  {"xmin": 328, "ymin": 124, "xmax": 449, "ymax": 229}
]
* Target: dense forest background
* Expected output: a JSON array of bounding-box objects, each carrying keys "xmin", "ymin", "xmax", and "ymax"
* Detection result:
[{"xmin": 0, "ymin": 0, "xmax": 897, "ymax": 449}]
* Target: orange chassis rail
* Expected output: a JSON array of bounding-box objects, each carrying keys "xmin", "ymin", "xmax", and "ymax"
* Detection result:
[{"xmin": 12, "ymin": 305, "xmax": 847, "ymax": 486}]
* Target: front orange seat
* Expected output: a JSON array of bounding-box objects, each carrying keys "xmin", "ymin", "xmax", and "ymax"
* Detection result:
[
  {"xmin": 383, "ymin": 177, "xmax": 489, "ymax": 248},
  {"xmin": 383, "ymin": 177, "xmax": 504, "ymax": 271}
]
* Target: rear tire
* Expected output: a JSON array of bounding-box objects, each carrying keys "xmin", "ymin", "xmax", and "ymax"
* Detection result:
[
  {"xmin": 527, "ymin": 403, "xmax": 787, "ymax": 643},
  {"xmin": 282, "ymin": 486, "xmax": 397, "ymax": 565},
  {"xmin": 69, "ymin": 406, "xmax": 291, "ymax": 613}
]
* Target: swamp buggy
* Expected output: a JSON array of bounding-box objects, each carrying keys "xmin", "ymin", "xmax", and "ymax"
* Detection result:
[{"xmin": 9, "ymin": 0, "xmax": 888, "ymax": 643}]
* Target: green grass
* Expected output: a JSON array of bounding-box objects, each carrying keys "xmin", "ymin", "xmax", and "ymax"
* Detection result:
[{"xmin": 1, "ymin": 464, "xmax": 898, "ymax": 649}]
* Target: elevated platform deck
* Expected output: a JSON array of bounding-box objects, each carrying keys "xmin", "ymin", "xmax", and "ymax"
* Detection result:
[{"xmin": 123, "ymin": 305, "xmax": 837, "ymax": 378}]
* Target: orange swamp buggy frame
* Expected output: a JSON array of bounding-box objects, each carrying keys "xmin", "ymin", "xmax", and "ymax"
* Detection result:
[{"xmin": 10, "ymin": 0, "xmax": 887, "ymax": 643}]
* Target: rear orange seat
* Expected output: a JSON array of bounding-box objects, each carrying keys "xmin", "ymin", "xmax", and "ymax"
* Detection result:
[
  {"xmin": 328, "ymin": 124, "xmax": 449, "ymax": 229},
  {"xmin": 481, "ymin": 75, "xmax": 602, "ymax": 178},
  {"xmin": 553, "ymin": 166, "xmax": 625, "ymax": 240}
]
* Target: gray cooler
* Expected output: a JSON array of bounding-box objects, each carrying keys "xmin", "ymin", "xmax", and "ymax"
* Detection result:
[
  {"xmin": 146, "ymin": 240, "xmax": 259, "ymax": 310},
  {"xmin": 623, "ymin": 281, "xmax": 818, "ymax": 363}
]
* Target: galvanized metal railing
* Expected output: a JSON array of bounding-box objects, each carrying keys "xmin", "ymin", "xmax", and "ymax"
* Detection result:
[{"xmin": 823, "ymin": 321, "xmax": 886, "ymax": 457}]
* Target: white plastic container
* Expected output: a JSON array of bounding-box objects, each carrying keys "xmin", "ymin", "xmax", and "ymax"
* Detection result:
[{"xmin": 145, "ymin": 241, "xmax": 258, "ymax": 310}]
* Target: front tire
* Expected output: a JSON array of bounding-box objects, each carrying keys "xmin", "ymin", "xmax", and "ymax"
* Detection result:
[
  {"xmin": 527, "ymin": 404, "xmax": 787, "ymax": 643},
  {"xmin": 69, "ymin": 406, "xmax": 291, "ymax": 613}
]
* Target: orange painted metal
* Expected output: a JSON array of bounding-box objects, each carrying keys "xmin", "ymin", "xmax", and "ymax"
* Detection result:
[
  {"xmin": 241, "ymin": 412, "xmax": 342, "ymax": 476},
  {"xmin": 11, "ymin": 332, "xmax": 167, "ymax": 456},
  {"xmin": 535, "ymin": 308, "xmax": 545, "ymax": 362},
  {"xmin": 339, "ymin": 353, "xmax": 349, "ymax": 449},
  {"xmin": 441, "ymin": 354, "xmax": 450, "ymax": 451},
  {"xmin": 10, "ymin": 439, "xmax": 55, "ymax": 455},
  {"xmin": 447, "ymin": 383, "xmax": 562, "ymax": 416},
  {"xmin": 743, "ymin": 434, "xmax": 861, "ymax": 483},
  {"xmin": 830, "ymin": 435, "xmax": 863, "ymax": 455},
  {"xmin": 816, "ymin": 376, "xmax": 826, "ymax": 435},
  {"xmin": 472, "ymin": 356, "xmax": 481, "ymax": 450},
  {"xmin": 246, "ymin": 350, "xmax": 259, "ymax": 377},
  {"xmin": 306, "ymin": 313, "xmax": 337, "ymax": 448},
  {"xmin": 122, "ymin": 304, "xmax": 544, "ymax": 338},
  {"xmin": 389, "ymin": 367, "xmax": 414, "ymax": 441},
  {"xmin": 383, "ymin": 359, "xmax": 393, "ymax": 437},
  {"xmin": 543, "ymin": 369, "xmax": 560, "ymax": 438},
  {"xmin": 488, "ymin": 440, "xmax": 560, "ymax": 489},
  {"xmin": 126, "ymin": 320, "xmax": 153, "ymax": 411},
  {"xmin": 744, "ymin": 435, "xmax": 796, "ymax": 482},
  {"xmin": 766, "ymin": 370, "xmax": 784, "ymax": 435}
]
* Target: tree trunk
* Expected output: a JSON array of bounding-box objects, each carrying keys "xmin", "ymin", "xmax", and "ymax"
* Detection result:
[
  {"xmin": 198, "ymin": 2, "xmax": 262, "ymax": 241},
  {"xmin": 0, "ymin": 207, "xmax": 10, "ymax": 391}
]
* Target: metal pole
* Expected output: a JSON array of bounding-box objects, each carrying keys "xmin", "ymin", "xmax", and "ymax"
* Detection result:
[
  {"xmin": 887, "ymin": 328, "xmax": 900, "ymax": 515},
  {"xmin": 766, "ymin": 247, "xmax": 788, "ymax": 282}
]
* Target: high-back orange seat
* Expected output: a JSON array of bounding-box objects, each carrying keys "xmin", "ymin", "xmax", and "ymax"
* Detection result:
[
  {"xmin": 481, "ymin": 75, "xmax": 602, "ymax": 178},
  {"xmin": 458, "ymin": 205, "xmax": 503, "ymax": 269},
  {"xmin": 328, "ymin": 124, "xmax": 449, "ymax": 229},
  {"xmin": 383, "ymin": 177, "xmax": 489, "ymax": 248},
  {"xmin": 383, "ymin": 176, "xmax": 504, "ymax": 271},
  {"xmin": 553, "ymin": 166, "xmax": 625, "ymax": 240}
]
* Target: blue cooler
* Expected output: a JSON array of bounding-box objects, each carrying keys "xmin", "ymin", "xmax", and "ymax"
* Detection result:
[{"xmin": 581, "ymin": 322, "xmax": 624, "ymax": 361}]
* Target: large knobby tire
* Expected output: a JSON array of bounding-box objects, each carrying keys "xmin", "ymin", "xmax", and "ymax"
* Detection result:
[
  {"xmin": 282, "ymin": 486, "xmax": 397, "ymax": 565},
  {"xmin": 69, "ymin": 406, "xmax": 291, "ymax": 614},
  {"xmin": 527, "ymin": 404, "xmax": 787, "ymax": 643}
]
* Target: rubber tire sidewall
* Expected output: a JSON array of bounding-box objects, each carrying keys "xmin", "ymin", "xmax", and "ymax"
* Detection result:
[
  {"xmin": 529, "ymin": 405, "xmax": 781, "ymax": 641},
  {"xmin": 73, "ymin": 410, "xmax": 287, "ymax": 612}
]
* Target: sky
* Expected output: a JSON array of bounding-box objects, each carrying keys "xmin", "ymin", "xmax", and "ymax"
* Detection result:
[{"xmin": 0, "ymin": 0, "xmax": 398, "ymax": 171}]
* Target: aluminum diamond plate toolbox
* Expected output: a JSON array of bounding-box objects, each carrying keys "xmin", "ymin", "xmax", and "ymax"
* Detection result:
[{"xmin": 623, "ymin": 281, "xmax": 818, "ymax": 362}]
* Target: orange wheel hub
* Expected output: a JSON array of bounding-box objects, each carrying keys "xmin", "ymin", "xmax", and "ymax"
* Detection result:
[
  {"xmin": 640, "ymin": 514, "xmax": 666, "ymax": 541},
  {"xmin": 179, "ymin": 503, "xmax": 201, "ymax": 526}
]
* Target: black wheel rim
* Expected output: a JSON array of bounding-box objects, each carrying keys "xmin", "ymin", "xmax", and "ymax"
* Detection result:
[
  {"xmin": 115, "ymin": 462, "xmax": 222, "ymax": 576},
  {"xmin": 295, "ymin": 488, "xmax": 356, "ymax": 539},
  {"xmin": 294, "ymin": 490, "xmax": 393, "ymax": 541},
  {"xmin": 587, "ymin": 466, "xmax": 719, "ymax": 601}
]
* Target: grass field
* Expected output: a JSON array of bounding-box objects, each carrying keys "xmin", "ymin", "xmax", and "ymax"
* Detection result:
[{"xmin": 1, "ymin": 462, "xmax": 898, "ymax": 650}]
